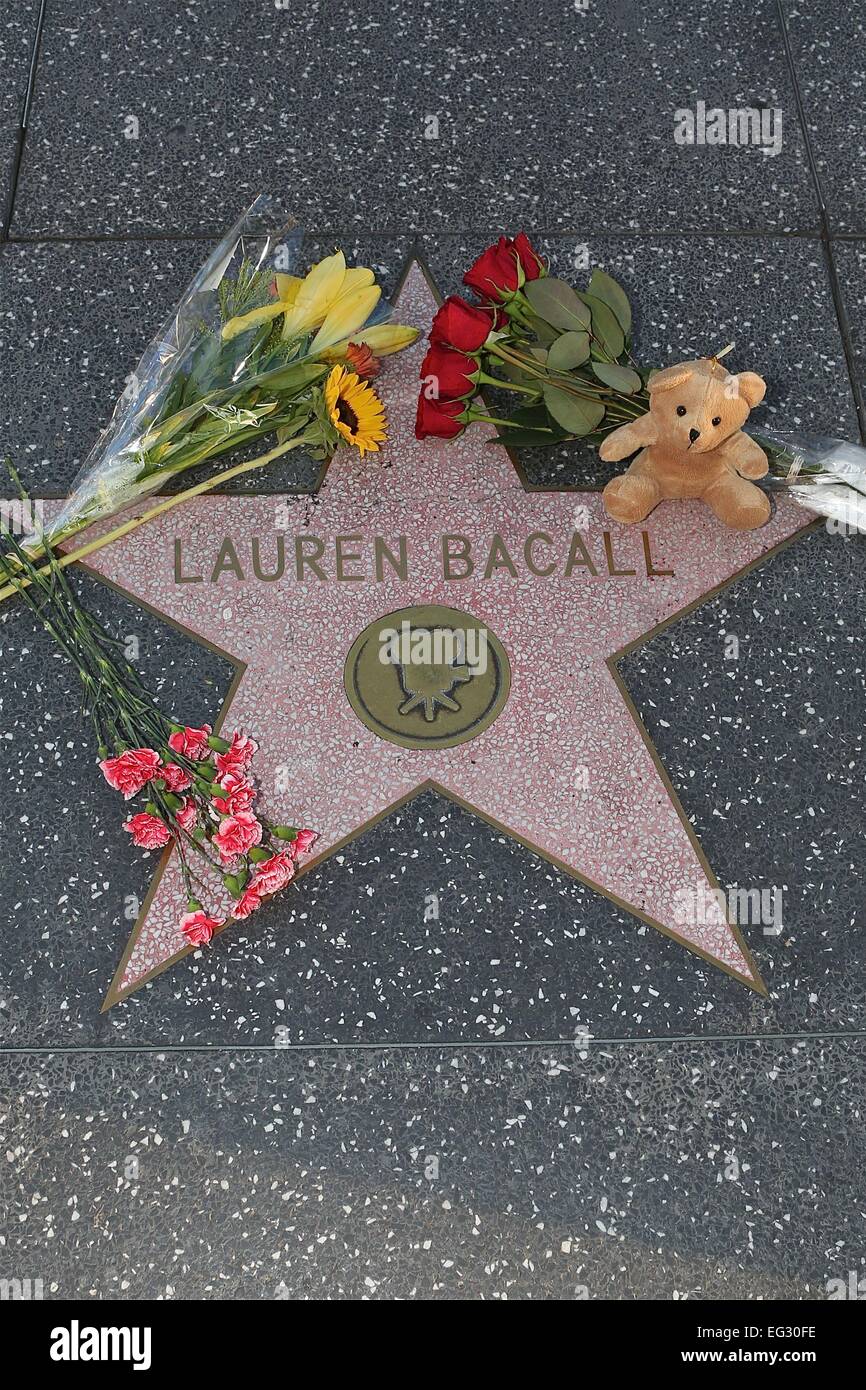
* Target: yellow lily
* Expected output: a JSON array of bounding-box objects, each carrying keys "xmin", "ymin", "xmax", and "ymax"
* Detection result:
[
  {"xmin": 281, "ymin": 251, "xmax": 348, "ymax": 339},
  {"xmin": 320, "ymin": 322, "xmax": 420, "ymax": 360},
  {"xmin": 309, "ymin": 284, "xmax": 381, "ymax": 354}
]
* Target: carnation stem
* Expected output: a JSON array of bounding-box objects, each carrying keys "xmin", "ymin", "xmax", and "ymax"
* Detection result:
[{"xmin": 0, "ymin": 432, "xmax": 317, "ymax": 605}]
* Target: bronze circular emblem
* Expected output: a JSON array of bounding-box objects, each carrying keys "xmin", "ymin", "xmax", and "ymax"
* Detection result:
[{"xmin": 344, "ymin": 604, "xmax": 511, "ymax": 750}]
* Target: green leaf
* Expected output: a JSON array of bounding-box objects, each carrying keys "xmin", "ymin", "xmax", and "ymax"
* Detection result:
[
  {"xmin": 588, "ymin": 269, "xmax": 632, "ymax": 336},
  {"xmin": 486, "ymin": 402, "xmax": 571, "ymax": 447},
  {"xmin": 590, "ymin": 361, "xmax": 642, "ymax": 393},
  {"xmin": 506, "ymin": 403, "xmax": 569, "ymax": 435},
  {"xmin": 578, "ymin": 293, "xmax": 625, "ymax": 360},
  {"xmin": 547, "ymin": 331, "xmax": 590, "ymax": 370},
  {"xmin": 524, "ymin": 277, "xmax": 591, "ymax": 333},
  {"xmin": 542, "ymin": 384, "xmax": 605, "ymax": 435},
  {"xmin": 531, "ymin": 321, "xmax": 559, "ymax": 347}
]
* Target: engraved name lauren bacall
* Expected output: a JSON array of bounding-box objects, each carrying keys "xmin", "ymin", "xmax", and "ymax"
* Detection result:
[{"xmin": 173, "ymin": 529, "xmax": 674, "ymax": 584}]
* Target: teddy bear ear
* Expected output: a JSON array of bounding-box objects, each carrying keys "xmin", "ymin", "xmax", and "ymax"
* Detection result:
[
  {"xmin": 647, "ymin": 363, "xmax": 695, "ymax": 394},
  {"xmin": 734, "ymin": 371, "xmax": 766, "ymax": 407}
]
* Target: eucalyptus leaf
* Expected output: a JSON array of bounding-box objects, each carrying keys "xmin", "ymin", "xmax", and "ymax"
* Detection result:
[
  {"xmin": 588, "ymin": 269, "xmax": 632, "ymax": 336},
  {"xmin": 578, "ymin": 293, "xmax": 625, "ymax": 359},
  {"xmin": 542, "ymin": 384, "xmax": 605, "ymax": 436},
  {"xmin": 525, "ymin": 277, "xmax": 592, "ymax": 333},
  {"xmin": 590, "ymin": 361, "xmax": 642, "ymax": 393},
  {"xmin": 506, "ymin": 403, "xmax": 569, "ymax": 435},
  {"xmin": 547, "ymin": 331, "xmax": 590, "ymax": 370}
]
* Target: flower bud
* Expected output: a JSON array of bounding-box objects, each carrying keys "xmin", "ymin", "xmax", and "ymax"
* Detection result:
[
  {"xmin": 272, "ymin": 824, "xmax": 299, "ymax": 841},
  {"xmin": 207, "ymin": 734, "xmax": 232, "ymax": 754},
  {"xmin": 248, "ymin": 846, "xmax": 271, "ymax": 863}
]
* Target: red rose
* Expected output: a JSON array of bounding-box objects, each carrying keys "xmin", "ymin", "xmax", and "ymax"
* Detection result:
[
  {"xmin": 513, "ymin": 232, "xmax": 544, "ymax": 282},
  {"xmin": 415, "ymin": 395, "xmax": 467, "ymax": 441},
  {"xmin": 168, "ymin": 724, "xmax": 212, "ymax": 759},
  {"xmin": 463, "ymin": 234, "xmax": 544, "ymax": 301},
  {"xmin": 428, "ymin": 296, "xmax": 494, "ymax": 352},
  {"xmin": 124, "ymin": 811, "xmax": 171, "ymax": 849},
  {"xmin": 464, "ymin": 237, "xmax": 522, "ymax": 300},
  {"xmin": 420, "ymin": 344, "xmax": 479, "ymax": 400},
  {"xmin": 180, "ymin": 908, "xmax": 223, "ymax": 946},
  {"xmin": 99, "ymin": 748, "xmax": 161, "ymax": 799}
]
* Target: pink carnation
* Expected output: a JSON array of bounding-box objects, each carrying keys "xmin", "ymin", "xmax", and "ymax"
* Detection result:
[
  {"xmin": 168, "ymin": 724, "xmax": 212, "ymax": 759},
  {"xmin": 232, "ymin": 885, "xmax": 262, "ymax": 920},
  {"xmin": 124, "ymin": 811, "xmax": 171, "ymax": 849},
  {"xmin": 180, "ymin": 908, "xmax": 223, "ymax": 947},
  {"xmin": 100, "ymin": 748, "xmax": 161, "ymax": 799},
  {"xmin": 289, "ymin": 828, "xmax": 317, "ymax": 857},
  {"xmin": 251, "ymin": 852, "xmax": 295, "ymax": 897},
  {"xmin": 175, "ymin": 797, "xmax": 198, "ymax": 832},
  {"xmin": 212, "ymin": 771, "xmax": 256, "ymax": 817},
  {"xmin": 158, "ymin": 762, "xmax": 193, "ymax": 793},
  {"xmin": 213, "ymin": 809, "xmax": 263, "ymax": 863},
  {"xmin": 215, "ymin": 731, "xmax": 258, "ymax": 779}
]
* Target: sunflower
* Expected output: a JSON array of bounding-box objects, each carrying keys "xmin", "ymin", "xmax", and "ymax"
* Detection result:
[{"xmin": 324, "ymin": 366, "xmax": 387, "ymax": 455}]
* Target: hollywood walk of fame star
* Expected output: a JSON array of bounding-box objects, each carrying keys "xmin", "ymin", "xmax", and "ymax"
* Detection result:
[{"xmin": 75, "ymin": 264, "xmax": 810, "ymax": 1008}]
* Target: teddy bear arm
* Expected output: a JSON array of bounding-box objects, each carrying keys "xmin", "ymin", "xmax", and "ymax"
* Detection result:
[
  {"xmin": 598, "ymin": 412, "xmax": 656, "ymax": 462},
  {"xmin": 722, "ymin": 432, "xmax": 769, "ymax": 480}
]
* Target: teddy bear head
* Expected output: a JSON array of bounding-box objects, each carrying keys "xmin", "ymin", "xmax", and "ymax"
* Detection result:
[{"xmin": 646, "ymin": 358, "xmax": 766, "ymax": 455}]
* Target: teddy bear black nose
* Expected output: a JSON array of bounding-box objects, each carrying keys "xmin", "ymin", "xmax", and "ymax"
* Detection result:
[{"xmin": 689, "ymin": 428, "xmax": 700, "ymax": 443}]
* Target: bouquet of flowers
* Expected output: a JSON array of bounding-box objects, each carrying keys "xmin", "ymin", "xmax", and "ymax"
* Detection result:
[
  {"xmin": 1, "ymin": 195, "xmax": 417, "ymax": 602},
  {"xmin": 415, "ymin": 233, "xmax": 866, "ymax": 533},
  {"xmin": 1, "ymin": 494, "xmax": 315, "ymax": 945},
  {"xmin": 0, "ymin": 199, "xmax": 420, "ymax": 961}
]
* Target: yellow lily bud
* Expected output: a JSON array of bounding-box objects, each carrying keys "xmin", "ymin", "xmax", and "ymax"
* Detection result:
[
  {"xmin": 309, "ymin": 285, "xmax": 381, "ymax": 354},
  {"xmin": 221, "ymin": 299, "xmax": 289, "ymax": 342},
  {"xmin": 320, "ymin": 322, "xmax": 420, "ymax": 360},
  {"xmin": 281, "ymin": 251, "xmax": 346, "ymax": 339}
]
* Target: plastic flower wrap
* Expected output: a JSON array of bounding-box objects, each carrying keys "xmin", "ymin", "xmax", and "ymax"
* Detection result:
[
  {"xmin": 755, "ymin": 429, "xmax": 866, "ymax": 534},
  {"xmin": 28, "ymin": 194, "xmax": 417, "ymax": 558}
]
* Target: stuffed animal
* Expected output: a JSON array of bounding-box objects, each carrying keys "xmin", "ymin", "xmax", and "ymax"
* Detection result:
[{"xmin": 599, "ymin": 357, "xmax": 771, "ymax": 530}]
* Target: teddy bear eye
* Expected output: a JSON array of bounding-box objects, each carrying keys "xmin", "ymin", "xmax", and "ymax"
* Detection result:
[
  {"xmin": 676, "ymin": 405, "xmax": 687, "ymax": 417},
  {"xmin": 711, "ymin": 416, "xmax": 721, "ymax": 427}
]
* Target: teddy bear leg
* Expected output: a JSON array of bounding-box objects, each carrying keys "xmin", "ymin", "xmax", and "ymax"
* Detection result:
[
  {"xmin": 602, "ymin": 468, "xmax": 661, "ymax": 525},
  {"xmin": 703, "ymin": 474, "xmax": 771, "ymax": 531}
]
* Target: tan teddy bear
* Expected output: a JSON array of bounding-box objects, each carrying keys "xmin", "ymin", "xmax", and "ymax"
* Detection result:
[{"xmin": 599, "ymin": 357, "xmax": 771, "ymax": 530}]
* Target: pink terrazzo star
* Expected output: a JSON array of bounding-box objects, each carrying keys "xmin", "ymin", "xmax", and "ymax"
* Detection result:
[{"xmin": 80, "ymin": 264, "xmax": 810, "ymax": 1007}]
